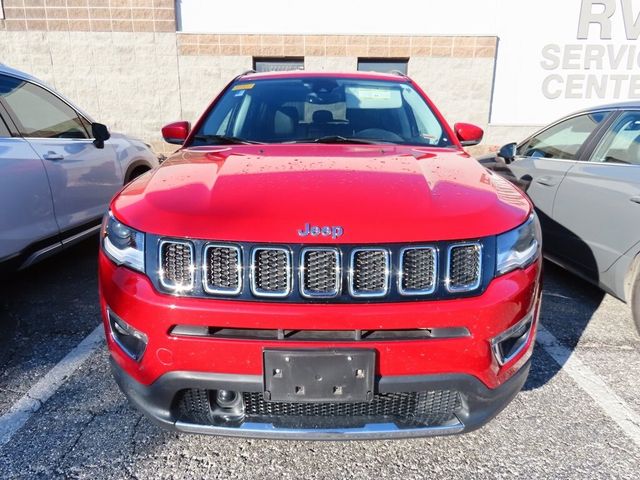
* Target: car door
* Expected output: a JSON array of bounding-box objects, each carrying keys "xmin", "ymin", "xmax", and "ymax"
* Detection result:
[
  {"xmin": 509, "ymin": 112, "xmax": 611, "ymax": 257},
  {"xmin": 552, "ymin": 110, "xmax": 640, "ymax": 278},
  {"xmin": 0, "ymin": 74, "xmax": 122, "ymax": 233},
  {"xmin": 0, "ymin": 103, "xmax": 59, "ymax": 263}
]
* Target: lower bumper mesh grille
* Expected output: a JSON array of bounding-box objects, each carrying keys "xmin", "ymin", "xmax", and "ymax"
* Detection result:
[
  {"xmin": 243, "ymin": 391, "xmax": 461, "ymax": 425},
  {"xmin": 177, "ymin": 389, "xmax": 462, "ymax": 428}
]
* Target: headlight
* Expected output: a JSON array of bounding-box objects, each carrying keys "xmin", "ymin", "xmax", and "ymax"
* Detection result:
[
  {"xmin": 101, "ymin": 211, "xmax": 145, "ymax": 273},
  {"xmin": 496, "ymin": 213, "xmax": 541, "ymax": 275}
]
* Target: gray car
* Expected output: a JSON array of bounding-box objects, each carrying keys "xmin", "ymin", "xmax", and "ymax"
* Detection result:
[
  {"xmin": 0, "ymin": 65, "xmax": 159, "ymax": 273},
  {"xmin": 480, "ymin": 103, "xmax": 640, "ymax": 334}
]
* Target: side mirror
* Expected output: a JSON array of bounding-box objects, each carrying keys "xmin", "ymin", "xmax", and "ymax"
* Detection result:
[
  {"xmin": 92, "ymin": 123, "xmax": 110, "ymax": 149},
  {"xmin": 498, "ymin": 142, "xmax": 518, "ymax": 163},
  {"xmin": 454, "ymin": 122, "xmax": 484, "ymax": 147},
  {"xmin": 162, "ymin": 121, "xmax": 191, "ymax": 145}
]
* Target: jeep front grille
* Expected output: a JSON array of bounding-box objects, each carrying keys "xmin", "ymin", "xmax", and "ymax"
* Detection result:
[
  {"xmin": 159, "ymin": 240, "xmax": 194, "ymax": 291},
  {"xmin": 349, "ymin": 249, "xmax": 389, "ymax": 297},
  {"xmin": 447, "ymin": 243, "xmax": 482, "ymax": 292},
  {"xmin": 251, "ymin": 248, "xmax": 291, "ymax": 297},
  {"xmin": 155, "ymin": 239, "xmax": 489, "ymax": 301},
  {"xmin": 300, "ymin": 248, "xmax": 340, "ymax": 297},
  {"xmin": 203, "ymin": 245, "xmax": 241, "ymax": 295}
]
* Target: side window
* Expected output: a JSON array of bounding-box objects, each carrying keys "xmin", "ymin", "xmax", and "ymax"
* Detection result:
[
  {"xmin": 79, "ymin": 115, "xmax": 94, "ymax": 137},
  {"xmin": 0, "ymin": 75, "xmax": 88, "ymax": 139},
  {"xmin": 517, "ymin": 112, "xmax": 608, "ymax": 160},
  {"xmin": 0, "ymin": 116, "xmax": 10, "ymax": 138},
  {"xmin": 591, "ymin": 112, "xmax": 640, "ymax": 165}
]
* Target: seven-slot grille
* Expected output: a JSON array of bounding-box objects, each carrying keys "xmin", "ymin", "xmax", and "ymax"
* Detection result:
[
  {"xmin": 349, "ymin": 249, "xmax": 390, "ymax": 297},
  {"xmin": 159, "ymin": 240, "xmax": 194, "ymax": 291},
  {"xmin": 203, "ymin": 245, "xmax": 241, "ymax": 294},
  {"xmin": 157, "ymin": 240, "xmax": 484, "ymax": 299},
  {"xmin": 251, "ymin": 248, "xmax": 291, "ymax": 297},
  {"xmin": 447, "ymin": 244, "xmax": 482, "ymax": 292},
  {"xmin": 300, "ymin": 248, "xmax": 340, "ymax": 297}
]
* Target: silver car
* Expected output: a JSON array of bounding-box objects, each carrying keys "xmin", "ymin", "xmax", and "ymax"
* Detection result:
[
  {"xmin": 0, "ymin": 65, "xmax": 159, "ymax": 273},
  {"xmin": 481, "ymin": 103, "xmax": 640, "ymax": 334}
]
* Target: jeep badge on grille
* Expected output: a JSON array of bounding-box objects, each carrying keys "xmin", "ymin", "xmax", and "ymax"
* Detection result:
[{"xmin": 298, "ymin": 223, "xmax": 344, "ymax": 239}]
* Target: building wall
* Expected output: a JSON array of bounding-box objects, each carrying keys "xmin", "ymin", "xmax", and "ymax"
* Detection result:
[{"xmin": 0, "ymin": 1, "xmax": 535, "ymax": 155}]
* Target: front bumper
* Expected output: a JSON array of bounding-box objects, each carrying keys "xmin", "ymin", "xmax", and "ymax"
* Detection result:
[
  {"xmin": 111, "ymin": 356, "xmax": 531, "ymax": 440},
  {"xmin": 100, "ymin": 250, "xmax": 541, "ymax": 438}
]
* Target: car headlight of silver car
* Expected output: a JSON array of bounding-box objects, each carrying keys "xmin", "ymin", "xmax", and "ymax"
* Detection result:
[
  {"xmin": 102, "ymin": 211, "xmax": 145, "ymax": 273},
  {"xmin": 496, "ymin": 213, "xmax": 542, "ymax": 275}
]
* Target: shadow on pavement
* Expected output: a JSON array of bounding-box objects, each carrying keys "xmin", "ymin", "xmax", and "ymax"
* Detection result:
[
  {"xmin": 523, "ymin": 260, "xmax": 605, "ymax": 391},
  {"xmin": 0, "ymin": 236, "xmax": 101, "ymax": 370}
]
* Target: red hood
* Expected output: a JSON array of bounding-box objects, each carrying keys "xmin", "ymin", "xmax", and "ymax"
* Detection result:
[{"xmin": 112, "ymin": 145, "xmax": 531, "ymax": 243}]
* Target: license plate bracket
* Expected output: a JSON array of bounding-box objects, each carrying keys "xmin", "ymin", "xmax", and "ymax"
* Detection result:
[{"xmin": 263, "ymin": 349, "xmax": 375, "ymax": 403}]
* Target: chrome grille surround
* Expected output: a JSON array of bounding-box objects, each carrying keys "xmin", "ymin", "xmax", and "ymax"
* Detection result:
[
  {"xmin": 158, "ymin": 240, "xmax": 195, "ymax": 292},
  {"xmin": 152, "ymin": 236, "xmax": 491, "ymax": 301},
  {"xmin": 299, "ymin": 247, "xmax": 341, "ymax": 298},
  {"xmin": 250, "ymin": 247, "xmax": 292, "ymax": 298},
  {"xmin": 446, "ymin": 243, "xmax": 482, "ymax": 293},
  {"xmin": 202, "ymin": 244, "xmax": 242, "ymax": 295},
  {"xmin": 398, "ymin": 247, "xmax": 437, "ymax": 296},
  {"xmin": 348, "ymin": 248, "xmax": 390, "ymax": 298}
]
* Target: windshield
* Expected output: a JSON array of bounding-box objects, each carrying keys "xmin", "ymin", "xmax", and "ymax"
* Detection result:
[{"xmin": 191, "ymin": 77, "xmax": 452, "ymax": 147}]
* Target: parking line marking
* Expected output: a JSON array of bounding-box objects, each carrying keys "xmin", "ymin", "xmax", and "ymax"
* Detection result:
[
  {"xmin": 537, "ymin": 325, "xmax": 640, "ymax": 447},
  {"xmin": 0, "ymin": 325, "xmax": 104, "ymax": 447}
]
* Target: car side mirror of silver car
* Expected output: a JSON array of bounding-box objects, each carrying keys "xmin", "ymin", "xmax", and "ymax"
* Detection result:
[
  {"xmin": 92, "ymin": 123, "xmax": 111, "ymax": 149},
  {"xmin": 498, "ymin": 143, "xmax": 517, "ymax": 164}
]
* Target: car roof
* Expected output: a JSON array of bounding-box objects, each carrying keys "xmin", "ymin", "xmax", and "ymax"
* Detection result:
[
  {"xmin": 238, "ymin": 70, "xmax": 410, "ymax": 82},
  {"xmin": 0, "ymin": 63, "xmax": 44, "ymax": 85},
  {"xmin": 571, "ymin": 101, "xmax": 640, "ymax": 115}
]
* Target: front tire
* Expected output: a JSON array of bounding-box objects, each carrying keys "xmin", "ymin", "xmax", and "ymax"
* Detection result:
[{"xmin": 126, "ymin": 166, "xmax": 150, "ymax": 184}]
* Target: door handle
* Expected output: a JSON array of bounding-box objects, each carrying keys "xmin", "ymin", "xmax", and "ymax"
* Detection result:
[
  {"xmin": 43, "ymin": 151, "xmax": 64, "ymax": 161},
  {"xmin": 535, "ymin": 176, "xmax": 556, "ymax": 187},
  {"xmin": 630, "ymin": 196, "xmax": 640, "ymax": 205}
]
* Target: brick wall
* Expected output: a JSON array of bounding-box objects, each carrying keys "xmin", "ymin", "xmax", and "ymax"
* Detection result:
[
  {"xmin": 0, "ymin": 0, "xmax": 174, "ymax": 32},
  {"xmin": 176, "ymin": 34, "xmax": 497, "ymax": 59}
]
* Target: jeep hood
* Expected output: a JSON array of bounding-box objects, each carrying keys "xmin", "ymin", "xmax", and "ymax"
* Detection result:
[{"xmin": 112, "ymin": 145, "xmax": 531, "ymax": 243}]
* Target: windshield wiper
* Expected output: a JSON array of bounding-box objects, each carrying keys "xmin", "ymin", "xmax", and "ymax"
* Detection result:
[
  {"xmin": 287, "ymin": 135, "xmax": 386, "ymax": 145},
  {"xmin": 193, "ymin": 134, "xmax": 262, "ymax": 145}
]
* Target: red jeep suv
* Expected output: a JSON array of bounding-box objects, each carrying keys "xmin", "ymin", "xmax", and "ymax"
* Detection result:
[{"xmin": 99, "ymin": 71, "xmax": 542, "ymax": 439}]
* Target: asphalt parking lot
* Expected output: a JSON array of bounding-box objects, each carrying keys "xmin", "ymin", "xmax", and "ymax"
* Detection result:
[{"xmin": 0, "ymin": 237, "xmax": 639, "ymax": 479}]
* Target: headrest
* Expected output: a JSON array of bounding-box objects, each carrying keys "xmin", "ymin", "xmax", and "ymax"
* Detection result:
[{"xmin": 312, "ymin": 110, "xmax": 333, "ymax": 123}]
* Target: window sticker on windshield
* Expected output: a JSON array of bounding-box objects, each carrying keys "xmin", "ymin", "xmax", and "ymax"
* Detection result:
[
  {"xmin": 345, "ymin": 87, "xmax": 402, "ymax": 109},
  {"xmin": 232, "ymin": 83, "xmax": 254, "ymax": 91},
  {"xmin": 234, "ymin": 90, "xmax": 246, "ymax": 97}
]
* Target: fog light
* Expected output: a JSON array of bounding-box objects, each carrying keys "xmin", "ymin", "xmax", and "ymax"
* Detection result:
[
  {"xmin": 108, "ymin": 309, "xmax": 148, "ymax": 361},
  {"xmin": 491, "ymin": 310, "xmax": 535, "ymax": 366}
]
